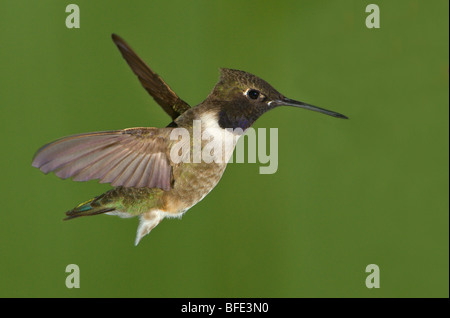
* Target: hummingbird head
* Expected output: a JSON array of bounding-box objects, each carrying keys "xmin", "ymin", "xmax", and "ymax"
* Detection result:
[{"xmin": 206, "ymin": 68, "xmax": 347, "ymax": 131}]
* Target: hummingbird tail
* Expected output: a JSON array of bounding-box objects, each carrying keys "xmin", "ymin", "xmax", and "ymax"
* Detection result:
[{"xmin": 64, "ymin": 196, "xmax": 115, "ymax": 220}]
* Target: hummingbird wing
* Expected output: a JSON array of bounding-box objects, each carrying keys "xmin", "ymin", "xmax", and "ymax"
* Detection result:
[
  {"xmin": 32, "ymin": 128, "xmax": 174, "ymax": 191},
  {"xmin": 112, "ymin": 34, "xmax": 191, "ymax": 120}
]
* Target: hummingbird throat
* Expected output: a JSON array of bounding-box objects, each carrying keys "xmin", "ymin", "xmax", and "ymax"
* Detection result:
[{"xmin": 218, "ymin": 108, "xmax": 262, "ymax": 131}]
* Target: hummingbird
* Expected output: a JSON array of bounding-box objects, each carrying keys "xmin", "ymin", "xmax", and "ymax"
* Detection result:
[{"xmin": 32, "ymin": 34, "xmax": 348, "ymax": 245}]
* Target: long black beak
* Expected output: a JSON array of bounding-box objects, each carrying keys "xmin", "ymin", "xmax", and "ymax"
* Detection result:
[{"xmin": 274, "ymin": 98, "xmax": 348, "ymax": 119}]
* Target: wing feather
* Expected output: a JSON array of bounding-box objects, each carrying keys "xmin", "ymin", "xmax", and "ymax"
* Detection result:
[
  {"xmin": 38, "ymin": 136, "xmax": 122, "ymax": 173},
  {"xmin": 111, "ymin": 34, "xmax": 191, "ymax": 120},
  {"xmin": 71, "ymin": 145, "xmax": 128, "ymax": 181},
  {"xmin": 128, "ymin": 153, "xmax": 151, "ymax": 188},
  {"xmin": 54, "ymin": 143, "xmax": 127, "ymax": 179},
  {"xmin": 32, "ymin": 128, "xmax": 173, "ymax": 191},
  {"xmin": 122, "ymin": 152, "xmax": 148, "ymax": 187}
]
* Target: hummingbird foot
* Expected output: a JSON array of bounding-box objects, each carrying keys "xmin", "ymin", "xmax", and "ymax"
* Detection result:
[{"xmin": 135, "ymin": 210, "xmax": 164, "ymax": 246}]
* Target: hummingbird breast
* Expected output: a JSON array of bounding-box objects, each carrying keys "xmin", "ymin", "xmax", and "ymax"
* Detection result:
[
  {"xmin": 161, "ymin": 110, "xmax": 241, "ymax": 215},
  {"xmin": 162, "ymin": 161, "xmax": 227, "ymax": 215}
]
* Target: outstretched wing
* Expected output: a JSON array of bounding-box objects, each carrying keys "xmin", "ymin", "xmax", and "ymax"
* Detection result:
[
  {"xmin": 112, "ymin": 33, "xmax": 191, "ymax": 120},
  {"xmin": 32, "ymin": 128, "xmax": 173, "ymax": 191}
]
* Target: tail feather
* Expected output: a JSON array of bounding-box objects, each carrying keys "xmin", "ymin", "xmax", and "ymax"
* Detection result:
[{"xmin": 64, "ymin": 197, "xmax": 115, "ymax": 220}]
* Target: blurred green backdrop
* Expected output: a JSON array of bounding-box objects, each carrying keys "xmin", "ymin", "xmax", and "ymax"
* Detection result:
[{"xmin": 0, "ymin": 0, "xmax": 448, "ymax": 297}]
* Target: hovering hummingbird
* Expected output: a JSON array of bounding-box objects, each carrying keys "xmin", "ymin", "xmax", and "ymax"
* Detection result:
[{"xmin": 32, "ymin": 34, "xmax": 348, "ymax": 245}]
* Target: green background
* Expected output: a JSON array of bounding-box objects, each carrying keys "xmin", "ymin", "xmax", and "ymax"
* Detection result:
[{"xmin": 0, "ymin": 0, "xmax": 448, "ymax": 297}]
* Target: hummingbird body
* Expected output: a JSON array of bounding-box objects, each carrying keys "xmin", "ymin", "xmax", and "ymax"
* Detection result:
[
  {"xmin": 32, "ymin": 34, "xmax": 347, "ymax": 245},
  {"xmin": 64, "ymin": 108, "xmax": 235, "ymax": 245}
]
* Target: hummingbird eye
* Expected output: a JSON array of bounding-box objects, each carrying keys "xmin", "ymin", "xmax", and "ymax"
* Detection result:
[{"xmin": 247, "ymin": 89, "xmax": 260, "ymax": 100}]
